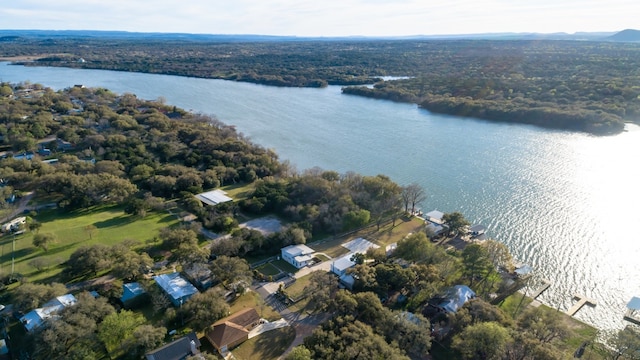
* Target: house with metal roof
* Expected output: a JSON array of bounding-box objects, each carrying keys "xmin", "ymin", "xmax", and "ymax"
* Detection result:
[
  {"xmin": 195, "ymin": 189, "xmax": 233, "ymax": 206},
  {"xmin": 436, "ymin": 285, "xmax": 476, "ymax": 313},
  {"xmin": 425, "ymin": 210, "xmax": 445, "ymax": 225},
  {"xmin": 153, "ymin": 273, "xmax": 199, "ymax": 307},
  {"xmin": 331, "ymin": 254, "xmax": 356, "ymax": 277},
  {"xmin": 120, "ymin": 282, "xmax": 147, "ymax": 308},
  {"xmin": 19, "ymin": 294, "xmax": 78, "ymax": 332}
]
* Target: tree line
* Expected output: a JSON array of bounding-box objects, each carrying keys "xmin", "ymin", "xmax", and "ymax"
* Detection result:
[{"xmin": 4, "ymin": 37, "xmax": 640, "ymax": 133}]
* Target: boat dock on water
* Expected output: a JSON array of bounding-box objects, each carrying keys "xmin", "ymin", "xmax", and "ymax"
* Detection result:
[
  {"xmin": 530, "ymin": 279, "xmax": 551, "ymax": 300},
  {"xmin": 566, "ymin": 295, "xmax": 596, "ymax": 316},
  {"xmin": 623, "ymin": 297, "xmax": 640, "ymax": 325}
]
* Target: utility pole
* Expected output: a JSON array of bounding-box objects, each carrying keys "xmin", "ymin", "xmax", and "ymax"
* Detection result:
[{"xmin": 11, "ymin": 234, "xmax": 15, "ymax": 279}]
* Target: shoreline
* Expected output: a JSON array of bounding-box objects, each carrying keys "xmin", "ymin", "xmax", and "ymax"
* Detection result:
[{"xmin": 0, "ymin": 55, "xmax": 50, "ymax": 62}]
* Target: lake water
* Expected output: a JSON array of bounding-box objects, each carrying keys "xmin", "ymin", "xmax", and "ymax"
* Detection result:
[{"xmin": 2, "ymin": 62, "xmax": 639, "ymax": 331}]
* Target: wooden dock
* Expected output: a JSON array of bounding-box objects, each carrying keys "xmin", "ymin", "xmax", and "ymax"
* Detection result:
[
  {"xmin": 623, "ymin": 309, "xmax": 640, "ymax": 325},
  {"xmin": 565, "ymin": 295, "xmax": 596, "ymax": 316},
  {"xmin": 530, "ymin": 280, "xmax": 551, "ymax": 300}
]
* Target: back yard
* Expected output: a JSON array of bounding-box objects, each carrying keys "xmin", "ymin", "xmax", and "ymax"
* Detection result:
[{"xmin": 0, "ymin": 206, "xmax": 179, "ymax": 282}]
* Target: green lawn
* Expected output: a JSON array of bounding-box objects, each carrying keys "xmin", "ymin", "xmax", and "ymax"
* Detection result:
[
  {"xmin": 230, "ymin": 291, "xmax": 281, "ymax": 321},
  {"xmin": 287, "ymin": 296, "xmax": 312, "ymax": 314},
  {"xmin": 309, "ymin": 216, "xmax": 424, "ymax": 258},
  {"xmin": 0, "ymin": 206, "xmax": 178, "ymax": 282},
  {"xmin": 314, "ymin": 254, "xmax": 330, "ymax": 262},
  {"xmin": 498, "ymin": 292, "xmax": 533, "ymax": 318},
  {"xmin": 232, "ymin": 326, "xmax": 296, "ymax": 360},
  {"xmin": 283, "ymin": 273, "xmax": 314, "ymax": 300},
  {"xmin": 370, "ymin": 216, "xmax": 425, "ymax": 246},
  {"xmin": 256, "ymin": 262, "xmax": 281, "ymax": 277},
  {"xmin": 308, "ymin": 238, "xmax": 350, "ymax": 258},
  {"xmin": 220, "ymin": 183, "xmax": 254, "ymax": 201},
  {"xmin": 271, "ymin": 259, "xmax": 298, "ymax": 275}
]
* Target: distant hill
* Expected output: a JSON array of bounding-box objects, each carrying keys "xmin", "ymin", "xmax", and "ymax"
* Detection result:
[
  {"xmin": 606, "ymin": 29, "xmax": 640, "ymax": 42},
  {"xmin": 0, "ymin": 30, "xmax": 302, "ymax": 42},
  {"xmin": 0, "ymin": 29, "xmax": 620, "ymax": 42}
]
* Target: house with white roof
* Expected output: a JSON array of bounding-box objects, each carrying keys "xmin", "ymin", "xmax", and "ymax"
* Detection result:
[
  {"xmin": 195, "ymin": 189, "xmax": 233, "ymax": 206},
  {"xmin": 468, "ymin": 224, "xmax": 487, "ymax": 237},
  {"xmin": 425, "ymin": 210, "xmax": 445, "ymax": 225},
  {"xmin": 154, "ymin": 272, "xmax": 199, "ymax": 307},
  {"xmin": 331, "ymin": 238, "xmax": 380, "ymax": 282},
  {"xmin": 331, "ymin": 254, "xmax": 356, "ymax": 277},
  {"xmin": 20, "ymin": 294, "xmax": 78, "ymax": 332},
  {"xmin": 281, "ymin": 244, "xmax": 315, "ymax": 269}
]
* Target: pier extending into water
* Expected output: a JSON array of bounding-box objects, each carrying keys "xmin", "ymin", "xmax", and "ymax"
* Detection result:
[
  {"xmin": 623, "ymin": 297, "xmax": 640, "ymax": 325},
  {"xmin": 530, "ymin": 280, "xmax": 551, "ymax": 300},
  {"xmin": 566, "ymin": 295, "xmax": 597, "ymax": 316}
]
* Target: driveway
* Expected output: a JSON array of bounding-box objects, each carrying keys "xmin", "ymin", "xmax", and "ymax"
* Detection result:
[
  {"xmin": 0, "ymin": 191, "xmax": 34, "ymax": 224},
  {"xmin": 248, "ymin": 318, "xmax": 290, "ymax": 339},
  {"xmin": 251, "ymin": 258, "xmax": 335, "ymax": 359},
  {"xmin": 257, "ymin": 259, "xmax": 333, "ymax": 296}
]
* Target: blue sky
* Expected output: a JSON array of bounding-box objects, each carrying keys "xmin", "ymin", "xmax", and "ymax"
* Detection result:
[{"xmin": 2, "ymin": 0, "xmax": 638, "ymax": 36}]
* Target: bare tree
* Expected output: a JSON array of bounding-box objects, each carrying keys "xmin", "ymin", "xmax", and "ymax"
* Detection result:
[
  {"xmin": 84, "ymin": 224, "xmax": 98, "ymax": 239},
  {"xmin": 401, "ymin": 183, "xmax": 426, "ymax": 214}
]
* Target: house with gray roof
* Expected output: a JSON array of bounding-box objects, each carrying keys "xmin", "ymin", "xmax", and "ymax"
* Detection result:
[{"xmin": 145, "ymin": 332, "xmax": 200, "ymax": 360}]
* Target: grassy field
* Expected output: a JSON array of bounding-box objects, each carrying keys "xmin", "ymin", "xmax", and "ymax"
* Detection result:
[
  {"xmin": 314, "ymin": 254, "xmax": 330, "ymax": 262},
  {"xmin": 370, "ymin": 216, "xmax": 425, "ymax": 246},
  {"xmin": 309, "ymin": 216, "xmax": 425, "ymax": 258},
  {"xmin": 232, "ymin": 326, "xmax": 296, "ymax": 360},
  {"xmin": 283, "ymin": 273, "xmax": 314, "ymax": 300},
  {"xmin": 0, "ymin": 206, "xmax": 179, "ymax": 282},
  {"xmin": 220, "ymin": 183, "xmax": 254, "ymax": 201},
  {"xmin": 498, "ymin": 292, "xmax": 533, "ymax": 318}
]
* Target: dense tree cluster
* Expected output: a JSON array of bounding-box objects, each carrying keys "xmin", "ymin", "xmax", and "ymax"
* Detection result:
[
  {"xmin": 0, "ymin": 83, "xmax": 283, "ymax": 210},
  {"xmin": 4, "ymin": 37, "xmax": 640, "ymax": 133},
  {"xmin": 240, "ymin": 171, "xmax": 402, "ymax": 238},
  {"xmin": 296, "ymin": 290, "xmax": 431, "ymax": 359},
  {"xmin": 65, "ymin": 241, "xmax": 152, "ymax": 281}
]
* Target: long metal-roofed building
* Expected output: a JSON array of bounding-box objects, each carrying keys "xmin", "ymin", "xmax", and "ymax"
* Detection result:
[
  {"xmin": 19, "ymin": 294, "xmax": 78, "ymax": 332},
  {"xmin": 195, "ymin": 189, "xmax": 233, "ymax": 206},
  {"xmin": 153, "ymin": 272, "xmax": 199, "ymax": 307}
]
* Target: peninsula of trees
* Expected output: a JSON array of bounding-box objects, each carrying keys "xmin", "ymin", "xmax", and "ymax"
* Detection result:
[{"xmin": 2, "ymin": 35, "xmax": 640, "ymax": 134}]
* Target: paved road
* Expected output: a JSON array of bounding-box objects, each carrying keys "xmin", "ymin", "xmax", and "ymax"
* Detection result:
[
  {"xmin": 66, "ymin": 274, "xmax": 116, "ymax": 292},
  {"xmin": 252, "ymin": 260, "xmax": 334, "ymax": 359},
  {"xmin": 0, "ymin": 191, "xmax": 34, "ymax": 224}
]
